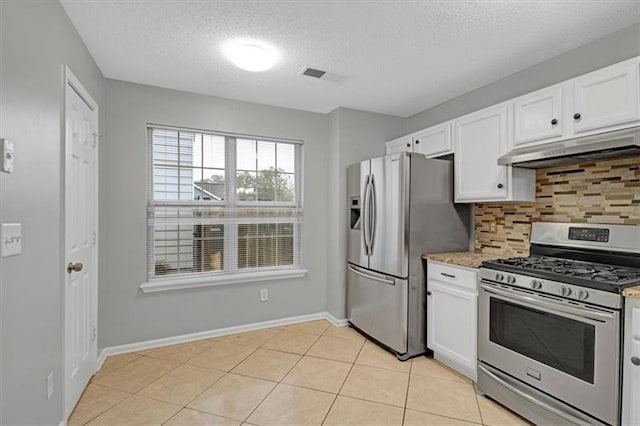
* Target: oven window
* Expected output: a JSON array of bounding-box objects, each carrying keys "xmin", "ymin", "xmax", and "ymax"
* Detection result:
[{"xmin": 490, "ymin": 298, "xmax": 595, "ymax": 383}]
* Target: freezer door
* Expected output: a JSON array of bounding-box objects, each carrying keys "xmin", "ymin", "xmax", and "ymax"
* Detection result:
[
  {"xmin": 368, "ymin": 153, "xmax": 409, "ymax": 278},
  {"xmin": 347, "ymin": 264, "xmax": 408, "ymax": 354},
  {"xmin": 347, "ymin": 160, "xmax": 370, "ymax": 268}
]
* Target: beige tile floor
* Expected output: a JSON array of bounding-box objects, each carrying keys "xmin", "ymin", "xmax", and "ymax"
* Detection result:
[{"xmin": 70, "ymin": 320, "xmax": 532, "ymax": 425}]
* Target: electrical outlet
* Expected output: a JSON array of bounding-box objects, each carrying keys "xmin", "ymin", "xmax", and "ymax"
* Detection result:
[
  {"xmin": 489, "ymin": 221, "xmax": 497, "ymax": 234},
  {"xmin": 260, "ymin": 288, "xmax": 269, "ymax": 302},
  {"xmin": 46, "ymin": 372, "xmax": 54, "ymax": 400}
]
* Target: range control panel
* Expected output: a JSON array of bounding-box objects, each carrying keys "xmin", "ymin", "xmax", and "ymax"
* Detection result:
[{"xmin": 568, "ymin": 226, "xmax": 610, "ymax": 243}]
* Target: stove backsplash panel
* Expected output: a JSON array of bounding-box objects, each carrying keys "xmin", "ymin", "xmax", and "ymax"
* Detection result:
[{"xmin": 475, "ymin": 156, "xmax": 640, "ymax": 256}]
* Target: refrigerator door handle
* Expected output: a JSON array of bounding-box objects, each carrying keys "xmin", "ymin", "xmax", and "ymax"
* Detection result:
[
  {"xmin": 348, "ymin": 264, "xmax": 395, "ymax": 286},
  {"xmin": 362, "ymin": 174, "xmax": 371, "ymax": 255},
  {"xmin": 363, "ymin": 175, "xmax": 373, "ymax": 256},
  {"xmin": 369, "ymin": 174, "xmax": 377, "ymax": 255}
]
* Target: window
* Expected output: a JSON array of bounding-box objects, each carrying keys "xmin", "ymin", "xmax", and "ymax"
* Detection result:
[{"xmin": 147, "ymin": 126, "xmax": 303, "ymax": 284}]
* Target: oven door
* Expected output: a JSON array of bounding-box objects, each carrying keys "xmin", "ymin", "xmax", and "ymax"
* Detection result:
[{"xmin": 479, "ymin": 281, "xmax": 620, "ymax": 425}]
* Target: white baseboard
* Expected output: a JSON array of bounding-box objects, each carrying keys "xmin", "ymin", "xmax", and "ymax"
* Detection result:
[
  {"xmin": 324, "ymin": 312, "xmax": 349, "ymax": 327},
  {"xmin": 96, "ymin": 311, "xmax": 347, "ymax": 372}
]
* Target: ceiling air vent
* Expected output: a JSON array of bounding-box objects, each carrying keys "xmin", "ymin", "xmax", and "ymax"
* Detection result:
[
  {"xmin": 298, "ymin": 66, "xmax": 344, "ymax": 83},
  {"xmin": 301, "ymin": 67, "xmax": 326, "ymax": 78}
]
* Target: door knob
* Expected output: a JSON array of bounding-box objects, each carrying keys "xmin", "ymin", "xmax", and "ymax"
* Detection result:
[
  {"xmin": 67, "ymin": 262, "xmax": 83, "ymax": 273},
  {"xmin": 573, "ymin": 113, "xmax": 581, "ymax": 120},
  {"xmin": 497, "ymin": 183, "xmax": 504, "ymax": 189},
  {"xmin": 550, "ymin": 118, "xmax": 558, "ymax": 125},
  {"xmin": 632, "ymin": 356, "xmax": 640, "ymax": 366}
]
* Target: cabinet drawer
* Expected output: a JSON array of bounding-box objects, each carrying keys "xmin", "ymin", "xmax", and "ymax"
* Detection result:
[{"xmin": 427, "ymin": 261, "xmax": 477, "ymax": 292}]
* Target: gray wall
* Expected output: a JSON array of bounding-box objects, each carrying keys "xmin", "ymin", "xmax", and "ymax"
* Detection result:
[
  {"xmin": 325, "ymin": 108, "xmax": 407, "ymax": 319},
  {"xmin": 0, "ymin": 1, "xmax": 105, "ymax": 424},
  {"xmin": 406, "ymin": 23, "xmax": 640, "ymax": 133},
  {"xmin": 100, "ymin": 79, "xmax": 330, "ymax": 348}
]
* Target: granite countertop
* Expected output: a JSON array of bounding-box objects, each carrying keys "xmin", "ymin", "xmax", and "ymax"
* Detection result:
[
  {"xmin": 421, "ymin": 251, "xmax": 507, "ymax": 269},
  {"xmin": 623, "ymin": 286, "xmax": 640, "ymax": 299}
]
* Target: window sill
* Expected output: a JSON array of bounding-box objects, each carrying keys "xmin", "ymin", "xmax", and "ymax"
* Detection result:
[{"xmin": 140, "ymin": 268, "xmax": 309, "ymax": 293}]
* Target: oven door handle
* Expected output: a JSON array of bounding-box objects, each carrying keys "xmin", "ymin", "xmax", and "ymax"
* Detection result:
[
  {"xmin": 478, "ymin": 364, "xmax": 595, "ymax": 426},
  {"xmin": 480, "ymin": 283, "xmax": 615, "ymax": 322}
]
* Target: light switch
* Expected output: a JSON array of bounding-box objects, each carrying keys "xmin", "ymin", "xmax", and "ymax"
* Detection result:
[
  {"xmin": 1, "ymin": 223, "xmax": 22, "ymax": 257},
  {"xmin": 0, "ymin": 139, "xmax": 14, "ymax": 173}
]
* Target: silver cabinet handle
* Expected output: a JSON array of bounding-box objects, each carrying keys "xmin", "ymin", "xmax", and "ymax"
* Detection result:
[
  {"xmin": 67, "ymin": 262, "xmax": 83, "ymax": 273},
  {"xmin": 632, "ymin": 356, "xmax": 640, "ymax": 366},
  {"xmin": 440, "ymin": 272, "xmax": 456, "ymax": 279}
]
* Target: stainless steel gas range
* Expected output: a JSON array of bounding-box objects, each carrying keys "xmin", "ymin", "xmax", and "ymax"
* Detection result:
[{"xmin": 477, "ymin": 222, "xmax": 640, "ymax": 426}]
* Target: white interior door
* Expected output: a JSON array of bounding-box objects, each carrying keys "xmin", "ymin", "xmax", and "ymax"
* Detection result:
[{"xmin": 64, "ymin": 66, "xmax": 98, "ymax": 418}]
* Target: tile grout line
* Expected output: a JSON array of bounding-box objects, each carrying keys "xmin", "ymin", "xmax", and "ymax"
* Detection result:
[
  {"xmin": 173, "ymin": 338, "xmax": 272, "ymax": 421},
  {"xmin": 319, "ymin": 333, "xmax": 367, "ymax": 425},
  {"xmin": 87, "ymin": 333, "xmax": 260, "ymax": 424},
  {"xmin": 82, "ymin": 321, "xmax": 425, "ymax": 425},
  {"xmin": 74, "ymin": 383, "xmax": 135, "ymax": 426},
  {"xmin": 239, "ymin": 322, "xmax": 330, "ymax": 423},
  {"xmin": 86, "ymin": 347, "xmax": 482, "ymax": 425},
  {"xmin": 401, "ymin": 356, "xmax": 414, "ymax": 425},
  {"xmin": 475, "ymin": 389, "xmax": 487, "ymax": 426}
]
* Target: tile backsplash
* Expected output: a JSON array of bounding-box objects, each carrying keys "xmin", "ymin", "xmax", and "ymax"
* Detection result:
[{"xmin": 474, "ymin": 156, "xmax": 640, "ymax": 256}]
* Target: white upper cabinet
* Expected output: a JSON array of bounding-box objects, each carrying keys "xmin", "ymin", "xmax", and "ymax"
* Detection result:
[
  {"xmin": 454, "ymin": 103, "xmax": 534, "ymax": 203},
  {"xmin": 572, "ymin": 61, "xmax": 639, "ymax": 134},
  {"xmin": 513, "ymin": 85, "xmax": 563, "ymax": 146},
  {"xmin": 413, "ymin": 122, "xmax": 453, "ymax": 158},
  {"xmin": 385, "ymin": 135, "xmax": 413, "ymax": 154},
  {"xmin": 384, "ymin": 57, "xmax": 639, "ymax": 202}
]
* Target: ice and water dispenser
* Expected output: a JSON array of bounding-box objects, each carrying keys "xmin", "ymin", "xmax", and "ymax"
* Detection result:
[{"xmin": 350, "ymin": 196, "xmax": 361, "ymax": 230}]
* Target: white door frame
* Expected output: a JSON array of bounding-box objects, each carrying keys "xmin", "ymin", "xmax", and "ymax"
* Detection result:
[{"xmin": 62, "ymin": 65, "xmax": 99, "ymax": 418}]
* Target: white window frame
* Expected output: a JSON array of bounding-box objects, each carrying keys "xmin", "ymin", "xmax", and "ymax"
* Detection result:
[{"xmin": 141, "ymin": 124, "xmax": 307, "ymax": 293}]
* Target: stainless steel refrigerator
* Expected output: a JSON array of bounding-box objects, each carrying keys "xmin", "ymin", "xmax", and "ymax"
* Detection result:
[{"xmin": 347, "ymin": 152, "xmax": 470, "ymax": 360}]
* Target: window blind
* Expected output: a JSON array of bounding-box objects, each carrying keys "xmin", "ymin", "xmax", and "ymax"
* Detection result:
[{"xmin": 147, "ymin": 126, "xmax": 303, "ymax": 281}]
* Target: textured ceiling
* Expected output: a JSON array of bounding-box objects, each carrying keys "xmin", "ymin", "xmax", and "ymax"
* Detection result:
[{"xmin": 61, "ymin": 1, "xmax": 640, "ymax": 117}]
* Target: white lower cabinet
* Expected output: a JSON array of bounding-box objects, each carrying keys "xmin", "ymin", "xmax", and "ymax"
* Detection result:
[
  {"xmin": 622, "ymin": 298, "xmax": 640, "ymax": 426},
  {"xmin": 427, "ymin": 261, "xmax": 478, "ymax": 381}
]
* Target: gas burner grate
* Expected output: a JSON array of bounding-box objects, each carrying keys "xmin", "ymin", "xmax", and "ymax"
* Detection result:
[{"xmin": 494, "ymin": 256, "xmax": 640, "ymax": 284}]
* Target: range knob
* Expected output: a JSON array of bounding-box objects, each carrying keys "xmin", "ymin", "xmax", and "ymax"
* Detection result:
[
  {"xmin": 506, "ymin": 275, "xmax": 516, "ymax": 284},
  {"xmin": 495, "ymin": 273, "xmax": 504, "ymax": 282},
  {"xmin": 561, "ymin": 286, "xmax": 573, "ymax": 297},
  {"xmin": 530, "ymin": 280, "xmax": 542, "ymax": 290},
  {"xmin": 577, "ymin": 289, "xmax": 590, "ymax": 300}
]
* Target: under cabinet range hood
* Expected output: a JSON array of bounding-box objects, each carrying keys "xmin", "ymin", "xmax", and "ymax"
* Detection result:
[{"xmin": 498, "ymin": 128, "xmax": 640, "ymax": 169}]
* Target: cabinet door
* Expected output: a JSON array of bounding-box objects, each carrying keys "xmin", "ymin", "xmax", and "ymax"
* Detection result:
[
  {"xmin": 413, "ymin": 123, "xmax": 452, "ymax": 157},
  {"xmin": 454, "ymin": 103, "xmax": 509, "ymax": 202},
  {"xmin": 513, "ymin": 85, "xmax": 563, "ymax": 146},
  {"xmin": 386, "ymin": 136, "xmax": 413, "ymax": 154},
  {"xmin": 573, "ymin": 62, "xmax": 639, "ymax": 134},
  {"xmin": 623, "ymin": 299, "xmax": 640, "ymax": 426},
  {"xmin": 427, "ymin": 279, "xmax": 477, "ymax": 381}
]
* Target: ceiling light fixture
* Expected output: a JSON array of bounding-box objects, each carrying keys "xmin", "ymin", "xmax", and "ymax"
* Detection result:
[{"xmin": 226, "ymin": 41, "xmax": 276, "ymax": 72}]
